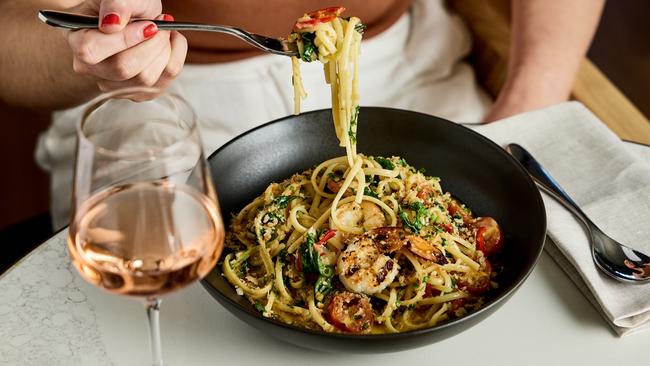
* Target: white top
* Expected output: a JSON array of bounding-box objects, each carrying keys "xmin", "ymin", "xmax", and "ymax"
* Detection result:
[{"xmin": 1, "ymin": 227, "xmax": 648, "ymax": 366}]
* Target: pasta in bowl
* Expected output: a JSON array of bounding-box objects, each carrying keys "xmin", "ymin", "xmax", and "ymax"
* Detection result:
[
  {"xmin": 222, "ymin": 154, "xmax": 503, "ymax": 334},
  {"xmin": 202, "ymin": 107, "xmax": 546, "ymax": 352}
]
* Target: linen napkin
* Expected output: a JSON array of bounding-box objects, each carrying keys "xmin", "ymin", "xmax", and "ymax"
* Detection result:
[{"xmin": 471, "ymin": 101, "xmax": 650, "ymax": 336}]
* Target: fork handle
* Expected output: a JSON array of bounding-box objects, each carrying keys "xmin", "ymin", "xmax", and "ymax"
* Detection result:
[
  {"xmin": 38, "ymin": 9, "xmax": 296, "ymax": 57},
  {"xmin": 38, "ymin": 10, "xmax": 235, "ymax": 33},
  {"xmin": 40, "ymin": 10, "xmax": 171, "ymax": 30}
]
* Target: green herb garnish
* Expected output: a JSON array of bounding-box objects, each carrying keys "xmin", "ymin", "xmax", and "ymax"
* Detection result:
[
  {"xmin": 363, "ymin": 187, "xmax": 379, "ymax": 198},
  {"xmin": 374, "ymin": 156, "xmax": 395, "ymax": 170},
  {"xmin": 277, "ymin": 249, "xmax": 288, "ymax": 263},
  {"xmin": 315, "ymin": 273, "xmax": 334, "ymax": 299},
  {"xmin": 272, "ymin": 195, "xmax": 297, "ymax": 209},
  {"xmin": 231, "ymin": 248, "xmax": 253, "ymax": 269},
  {"xmin": 254, "ymin": 302, "xmax": 265, "ymax": 313},
  {"xmin": 299, "ymin": 233, "xmax": 319, "ymax": 274},
  {"xmin": 399, "ymin": 201, "xmax": 430, "ymax": 234},
  {"xmin": 300, "ymin": 32, "xmax": 317, "ymax": 62},
  {"xmin": 299, "ymin": 232, "xmax": 336, "ymax": 300},
  {"xmin": 420, "ymin": 275, "xmax": 430, "ymax": 290},
  {"xmin": 239, "ymin": 260, "xmax": 248, "ymax": 276},
  {"xmin": 262, "ymin": 211, "xmax": 284, "ymax": 224},
  {"xmin": 348, "ymin": 106, "xmax": 360, "ymax": 143}
]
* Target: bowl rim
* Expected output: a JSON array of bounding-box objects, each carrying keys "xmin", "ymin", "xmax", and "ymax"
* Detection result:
[{"xmin": 203, "ymin": 106, "xmax": 546, "ymax": 339}]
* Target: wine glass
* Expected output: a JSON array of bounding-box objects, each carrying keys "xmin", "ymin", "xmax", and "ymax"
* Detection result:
[{"xmin": 67, "ymin": 87, "xmax": 224, "ymax": 365}]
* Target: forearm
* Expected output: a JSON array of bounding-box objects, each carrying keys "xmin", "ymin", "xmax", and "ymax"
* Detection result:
[
  {"xmin": 507, "ymin": 0, "xmax": 604, "ymax": 100},
  {"xmin": 485, "ymin": 0, "xmax": 605, "ymax": 121},
  {"xmin": 0, "ymin": 1, "xmax": 99, "ymax": 109}
]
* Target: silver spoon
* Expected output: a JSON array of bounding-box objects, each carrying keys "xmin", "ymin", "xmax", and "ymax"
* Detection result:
[
  {"xmin": 507, "ymin": 143, "xmax": 650, "ymax": 283},
  {"xmin": 38, "ymin": 10, "xmax": 298, "ymax": 57}
]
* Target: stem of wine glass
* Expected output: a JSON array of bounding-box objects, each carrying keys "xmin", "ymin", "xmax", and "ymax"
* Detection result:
[{"xmin": 145, "ymin": 297, "xmax": 164, "ymax": 366}]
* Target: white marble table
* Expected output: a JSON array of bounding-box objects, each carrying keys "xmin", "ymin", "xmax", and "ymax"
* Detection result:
[{"xmin": 2, "ymin": 142, "xmax": 649, "ymax": 366}]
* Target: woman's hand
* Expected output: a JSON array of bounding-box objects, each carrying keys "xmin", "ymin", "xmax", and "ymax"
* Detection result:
[
  {"xmin": 66, "ymin": 0, "xmax": 187, "ymax": 93},
  {"xmin": 482, "ymin": 76, "xmax": 570, "ymax": 123}
]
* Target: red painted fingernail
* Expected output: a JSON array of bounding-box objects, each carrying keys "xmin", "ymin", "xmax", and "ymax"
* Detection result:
[
  {"xmin": 101, "ymin": 13, "xmax": 120, "ymax": 27},
  {"xmin": 163, "ymin": 14, "xmax": 174, "ymax": 21},
  {"xmin": 143, "ymin": 24, "xmax": 158, "ymax": 39}
]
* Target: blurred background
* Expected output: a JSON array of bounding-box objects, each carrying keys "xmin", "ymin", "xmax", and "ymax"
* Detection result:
[{"xmin": 1, "ymin": 0, "xmax": 649, "ymax": 268}]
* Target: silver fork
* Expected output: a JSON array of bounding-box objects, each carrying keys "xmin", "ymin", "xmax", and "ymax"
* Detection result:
[{"xmin": 38, "ymin": 10, "xmax": 298, "ymax": 57}]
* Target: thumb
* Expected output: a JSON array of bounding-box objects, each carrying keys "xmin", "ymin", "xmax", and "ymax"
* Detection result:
[
  {"xmin": 98, "ymin": 0, "xmax": 132, "ymax": 33},
  {"xmin": 97, "ymin": 0, "xmax": 162, "ymax": 33}
]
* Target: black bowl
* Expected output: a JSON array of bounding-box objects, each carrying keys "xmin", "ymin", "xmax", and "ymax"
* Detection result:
[{"xmin": 202, "ymin": 107, "xmax": 545, "ymax": 353}]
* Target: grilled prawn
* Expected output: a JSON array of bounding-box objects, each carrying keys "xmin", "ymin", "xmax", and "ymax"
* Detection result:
[
  {"xmin": 335, "ymin": 201, "xmax": 386, "ymax": 232},
  {"xmin": 337, "ymin": 227, "xmax": 404, "ymax": 295},
  {"xmin": 337, "ymin": 226, "xmax": 450, "ymax": 295},
  {"xmin": 337, "ymin": 235, "xmax": 399, "ymax": 295}
]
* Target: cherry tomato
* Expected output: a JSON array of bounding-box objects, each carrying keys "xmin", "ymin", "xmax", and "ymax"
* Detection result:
[
  {"xmin": 447, "ymin": 198, "xmax": 473, "ymax": 224},
  {"xmin": 473, "ymin": 217, "xmax": 503, "ymax": 257},
  {"xmin": 424, "ymin": 283, "xmax": 435, "ymax": 298},
  {"xmin": 327, "ymin": 292, "xmax": 374, "ymax": 333},
  {"xmin": 449, "ymin": 298, "xmax": 469, "ymax": 314},
  {"xmin": 475, "ymin": 227, "xmax": 487, "ymax": 252},
  {"xmin": 461, "ymin": 274, "xmax": 490, "ymax": 295}
]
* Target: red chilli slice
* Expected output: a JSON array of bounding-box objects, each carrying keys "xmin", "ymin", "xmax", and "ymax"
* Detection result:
[
  {"xmin": 307, "ymin": 6, "xmax": 346, "ymax": 18},
  {"xmin": 315, "ymin": 230, "xmax": 337, "ymax": 247},
  {"xmin": 293, "ymin": 6, "xmax": 346, "ymax": 31}
]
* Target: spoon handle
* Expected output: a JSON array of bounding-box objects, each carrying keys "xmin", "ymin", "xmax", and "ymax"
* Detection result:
[{"xmin": 507, "ymin": 143, "xmax": 595, "ymax": 228}]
